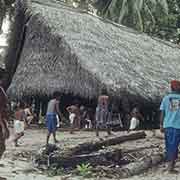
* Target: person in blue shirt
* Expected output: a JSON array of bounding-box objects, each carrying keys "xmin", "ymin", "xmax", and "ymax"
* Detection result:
[{"xmin": 160, "ymin": 80, "xmax": 180, "ymax": 173}]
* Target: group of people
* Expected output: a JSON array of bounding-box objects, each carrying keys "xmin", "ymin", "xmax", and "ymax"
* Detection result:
[
  {"xmin": 45, "ymin": 89, "xmax": 144, "ymax": 144},
  {"xmin": 1, "ymin": 80, "xmax": 180, "ymax": 173}
]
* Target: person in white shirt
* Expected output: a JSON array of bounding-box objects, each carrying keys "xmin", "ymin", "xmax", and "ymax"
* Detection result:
[{"xmin": 129, "ymin": 106, "xmax": 144, "ymax": 131}]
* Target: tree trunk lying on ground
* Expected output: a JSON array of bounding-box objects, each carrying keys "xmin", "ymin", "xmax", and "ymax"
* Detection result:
[
  {"xmin": 33, "ymin": 144, "xmax": 160, "ymax": 169},
  {"xmin": 94, "ymin": 154, "xmax": 164, "ymax": 178},
  {"xmin": 33, "ymin": 132, "xmax": 146, "ymax": 169},
  {"xmin": 33, "ymin": 148, "xmax": 124, "ymax": 168},
  {"xmin": 65, "ymin": 131, "xmax": 146, "ymax": 156}
]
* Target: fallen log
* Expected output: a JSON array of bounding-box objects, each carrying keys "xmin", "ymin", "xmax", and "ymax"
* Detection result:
[
  {"xmin": 65, "ymin": 131, "xmax": 146, "ymax": 156},
  {"xmin": 32, "ymin": 132, "xmax": 146, "ymax": 169},
  {"xmin": 94, "ymin": 153, "xmax": 164, "ymax": 178},
  {"xmin": 33, "ymin": 148, "xmax": 123, "ymax": 168}
]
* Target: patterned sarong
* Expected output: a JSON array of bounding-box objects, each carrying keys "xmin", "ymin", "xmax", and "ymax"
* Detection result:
[
  {"xmin": 46, "ymin": 113, "xmax": 57, "ymax": 133},
  {"xmin": 95, "ymin": 105, "xmax": 109, "ymax": 128}
]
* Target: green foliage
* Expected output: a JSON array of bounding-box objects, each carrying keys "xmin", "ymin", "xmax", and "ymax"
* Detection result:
[
  {"xmin": 62, "ymin": 0, "xmax": 179, "ymax": 43},
  {"xmin": 76, "ymin": 163, "xmax": 93, "ymax": 177},
  {"xmin": 147, "ymin": 0, "xmax": 180, "ymax": 43},
  {"xmin": 94, "ymin": 0, "xmax": 169, "ymax": 32},
  {"xmin": 47, "ymin": 167, "xmax": 65, "ymax": 177}
]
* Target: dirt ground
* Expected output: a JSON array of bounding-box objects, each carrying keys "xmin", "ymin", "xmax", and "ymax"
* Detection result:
[{"xmin": 0, "ymin": 128, "xmax": 180, "ymax": 180}]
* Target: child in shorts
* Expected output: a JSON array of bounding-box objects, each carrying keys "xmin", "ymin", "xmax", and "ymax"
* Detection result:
[{"xmin": 13, "ymin": 102, "xmax": 26, "ymax": 147}]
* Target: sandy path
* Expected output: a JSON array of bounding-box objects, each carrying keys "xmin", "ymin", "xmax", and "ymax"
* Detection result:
[{"xmin": 0, "ymin": 129, "xmax": 180, "ymax": 180}]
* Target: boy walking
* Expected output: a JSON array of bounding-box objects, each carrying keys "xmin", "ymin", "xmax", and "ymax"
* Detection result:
[
  {"xmin": 14, "ymin": 102, "xmax": 26, "ymax": 147},
  {"xmin": 46, "ymin": 92, "xmax": 61, "ymax": 145},
  {"xmin": 160, "ymin": 80, "xmax": 180, "ymax": 173}
]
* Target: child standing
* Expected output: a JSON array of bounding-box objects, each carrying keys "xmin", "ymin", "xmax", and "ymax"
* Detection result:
[
  {"xmin": 13, "ymin": 102, "xmax": 26, "ymax": 147},
  {"xmin": 67, "ymin": 108, "xmax": 76, "ymax": 134},
  {"xmin": 129, "ymin": 106, "xmax": 144, "ymax": 131}
]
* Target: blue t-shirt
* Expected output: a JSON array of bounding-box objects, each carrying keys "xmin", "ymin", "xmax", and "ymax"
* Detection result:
[{"xmin": 160, "ymin": 92, "xmax": 180, "ymax": 129}]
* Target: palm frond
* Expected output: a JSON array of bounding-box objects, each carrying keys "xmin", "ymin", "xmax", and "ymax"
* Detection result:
[
  {"xmin": 157, "ymin": 0, "xmax": 168, "ymax": 14},
  {"xmin": 118, "ymin": 0, "xmax": 128, "ymax": 23},
  {"xmin": 134, "ymin": 0, "xmax": 144, "ymax": 31}
]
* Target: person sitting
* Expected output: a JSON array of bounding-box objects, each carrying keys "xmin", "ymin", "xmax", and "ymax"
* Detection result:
[
  {"xmin": 66, "ymin": 101, "xmax": 81, "ymax": 133},
  {"xmin": 80, "ymin": 106, "xmax": 92, "ymax": 129}
]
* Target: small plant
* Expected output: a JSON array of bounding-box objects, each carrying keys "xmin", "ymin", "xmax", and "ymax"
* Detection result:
[
  {"xmin": 76, "ymin": 163, "xmax": 93, "ymax": 177},
  {"xmin": 47, "ymin": 167, "xmax": 65, "ymax": 177}
]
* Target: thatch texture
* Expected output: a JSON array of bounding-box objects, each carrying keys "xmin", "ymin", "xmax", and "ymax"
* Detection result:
[{"xmin": 7, "ymin": 0, "xmax": 180, "ymax": 103}]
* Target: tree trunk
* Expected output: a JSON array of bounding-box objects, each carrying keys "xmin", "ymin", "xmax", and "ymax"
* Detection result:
[
  {"xmin": 33, "ymin": 132, "xmax": 146, "ymax": 169},
  {"xmin": 33, "ymin": 149, "xmax": 123, "ymax": 168},
  {"xmin": 65, "ymin": 131, "xmax": 146, "ymax": 156},
  {"xmin": 94, "ymin": 154, "xmax": 164, "ymax": 178}
]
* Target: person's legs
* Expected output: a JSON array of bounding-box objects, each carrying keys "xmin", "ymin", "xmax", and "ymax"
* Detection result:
[
  {"xmin": 53, "ymin": 131, "xmax": 58, "ymax": 143},
  {"xmin": 70, "ymin": 115, "xmax": 75, "ymax": 134},
  {"xmin": 46, "ymin": 114, "xmax": 54, "ymax": 145},
  {"xmin": 14, "ymin": 132, "xmax": 24, "ymax": 146},
  {"xmin": 0, "ymin": 137, "xmax": 5, "ymax": 159},
  {"xmin": 96, "ymin": 125, "xmax": 99, "ymax": 137},
  {"xmin": 165, "ymin": 128, "xmax": 178, "ymax": 172},
  {"xmin": 46, "ymin": 131, "xmax": 51, "ymax": 145},
  {"xmin": 106, "ymin": 126, "xmax": 111, "ymax": 136},
  {"xmin": 70, "ymin": 124, "xmax": 74, "ymax": 134}
]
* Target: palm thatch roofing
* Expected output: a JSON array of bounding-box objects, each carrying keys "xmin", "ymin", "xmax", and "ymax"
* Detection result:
[{"xmin": 6, "ymin": 0, "xmax": 180, "ymax": 104}]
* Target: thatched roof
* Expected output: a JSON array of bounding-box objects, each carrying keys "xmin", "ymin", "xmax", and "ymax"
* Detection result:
[{"xmin": 6, "ymin": 0, "xmax": 180, "ymax": 103}]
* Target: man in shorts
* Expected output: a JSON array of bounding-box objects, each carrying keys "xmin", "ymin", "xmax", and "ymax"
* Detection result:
[{"xmin": 160, "ymin": 80, "xmax": 180, "ymax": 173}]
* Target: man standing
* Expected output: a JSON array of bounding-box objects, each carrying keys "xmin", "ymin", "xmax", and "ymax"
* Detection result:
[
  {"xmin": 160, "ymin": 80, "xmax": 180, "ymax": 173},
  {"xmin": 46, "ymin": 92, "xmax": 61, "ymax": 145},
  {"xmin": 95, "ymin": 88, "xmax": 111, "ymax": 137}
]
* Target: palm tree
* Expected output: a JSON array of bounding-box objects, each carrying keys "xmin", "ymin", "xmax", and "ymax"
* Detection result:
[{"xmin": 93, "ymin": 0, "xmax": 168, "ymax": 31}]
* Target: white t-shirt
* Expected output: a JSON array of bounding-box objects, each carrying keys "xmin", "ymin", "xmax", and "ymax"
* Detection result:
[
  {"xmin": 129, "ymin": 117, "xmax": 139, "ymax": 130},
  {"xmin": 14, "ymin": 120, "xmax": 24, "ymax": 134},
  {"xmin": 69, "ymin": 113, "xmax": 76, "ymax": 124}
]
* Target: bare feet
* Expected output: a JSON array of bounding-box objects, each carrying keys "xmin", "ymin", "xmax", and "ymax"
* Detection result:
[
  {"xmin": 54, "ymin": 139, "xmax": 59, "ymax": 144},
  {"xmin": 168, "ymin": 169, "xmax": 178, "ymax": 174},
  {"xmin": 0, "ymin": 176, "xmax": 7, "ymax": 180}
]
